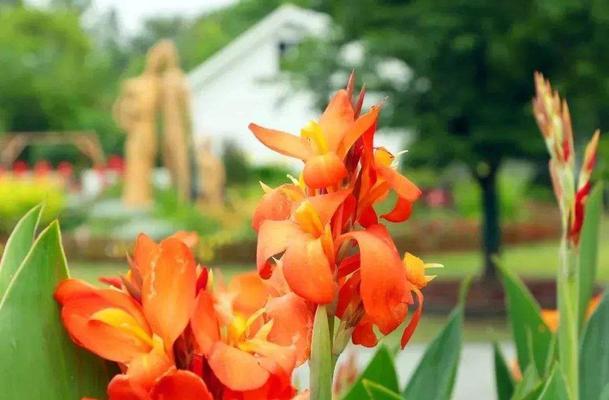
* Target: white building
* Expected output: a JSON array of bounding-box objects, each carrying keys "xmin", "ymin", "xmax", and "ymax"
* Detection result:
[
  {"xmin": 188, "ymin": 4, "xmax": 407, "ymax": 165},
  {"xmin": 188, "ymin": 4, "xmax": 329, "ymax": 165}
]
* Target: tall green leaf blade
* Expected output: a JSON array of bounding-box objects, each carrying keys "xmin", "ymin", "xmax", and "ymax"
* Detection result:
[
  {"xmin": 362, "ymin": 380, "xmax": 402, "ymax": 400},
  {"xmin": 0, "ymin": 222, "xmax": 111, "ymax": 399},
  {"xmin": 499, "ymin": 263, "xmax": 553, "ymax": 374},
  {"xmin": 493, "ymin": 342, "xmax": 514, "ymax": 400},
  {"xmin": 512, "ymin": 364, "xmax": 541, "ymax": 400},
  {"xmin": 0, "ymin": 204, "xmax": 42, "ymax": 296},
  {"xmin": 578, "ymin": 183, "xmax": 603, "ymax": 328},
  {"xmin": 600, "ymin": 384, "xmax": 609, "ymax": 400},
  {"xmin": 310, "ymin": 305, "xmax": 333, "ymax": 400},
  {"xmin": 402, "ymin": 307, "xmax": 463, "ymax": 400},
  {"xmin": 537, "ymin": 364, "xmax": 569, "ymax": 400},
  {"xmin": 342, "ymin": 346, "xmax": 399, "ymax": 399},
  {"xmin": 580, "ymin": 293, "xmax": 609, "ymax": 400}
]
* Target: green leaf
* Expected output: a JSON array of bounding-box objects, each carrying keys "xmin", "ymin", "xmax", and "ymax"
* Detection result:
[
  {"xmin": 580, "ymin": 292, "xmax": 609, "ymax": 400},
  {"xmin": 342, "ymin": 346, "xmax": 399, "ymax": 399},
  {"xmin": 362, "ymin": 380, "xmax": 402, "ymax": 400},
  {"xmin": 537, "ymin": 364, "xmax": 569, "ymax": 400},
  {"xmin": 511, "ymin": 364, "xmax": 542, "ymax": 400},
  {"xmin": 402, "ymin": 306, "xmax": 463, "ymax": 400},
  {"xmin": 310, "ymin": 305, "xmax": 333, "ymax": 400},
  {"xmin": 0, "ymin": 222, "xmax": 112, "ymax": 399},
  {"xmin": 578, "ymin": 183, "xmax": 603, "ymax": 328},
  {"xmin": 0, "ymin": 205, "xmax": 42, "ymax": 296},
  {"xmin": 493, "ymin": 342, "xmax": 514, "ymax": 400},
  {"xmin": 499, "ymin": 263, "xmax": 553, "ymax": 375},
  {"xmin": 600, "ymin": 384, "xmax": 609, "ymax": 400}
]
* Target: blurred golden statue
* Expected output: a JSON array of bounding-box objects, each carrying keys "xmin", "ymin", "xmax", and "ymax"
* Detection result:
[
  {"xmin": 196, "ymin": 137, "xmax": 225, "ymax": 207},
  {"xmin": 157, "ymin": 40, "xmax": 193, "ymax": 203},
  {"xmin": 113, "ymin": 40, "xmax": 193, "ymax": 207},
  {"xmin": 113, "ymin": 44, "xmax": 163, "ymax": 207}
]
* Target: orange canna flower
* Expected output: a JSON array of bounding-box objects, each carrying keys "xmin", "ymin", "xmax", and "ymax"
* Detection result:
[
  {"xmin": 57, "ymin": 233, "xmax": 313, "ymax": 400},
  {"xmin": 190, "ymin": 270, "xmax": 311, "ymax": 399},
  {"xmin": 250, "ymin": 73, "xmax": 431, "ymax": 351},
  {"xmin": 55, "ymin": 235, "xmax": 200, "ymax": 397},
  {"xmin": 249, "ymin": 88, "xmax": 380, "ymax": 190},
  {"xmin": 255, "ymin": 189, "xmax": 351, "ymax": 304}
]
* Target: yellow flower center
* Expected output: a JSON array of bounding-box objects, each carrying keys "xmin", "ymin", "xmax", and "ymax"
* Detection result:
[
  {"xmin": 294, "ymin": 201, "xmax": 325, "ymax": 237},
  {"xmin": 301, "ymin": 120, "xmax": 328, "ymax": 154},
  {"xmin": 90, "ymin": 307, "xmax": 153, "ymax": 348},
  {"xmin": 374, "ymin": 147, "xmax": 395, "ymax": 167},
  {"xmin": 403, "ymin": 252, "xmax": 442, "ymax": 289},
  {"xmin": 227, "ymin": 308, "xmax": 265, "ymax": 347}
]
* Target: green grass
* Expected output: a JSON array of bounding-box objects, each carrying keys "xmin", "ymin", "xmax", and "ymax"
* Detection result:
[{"xmin": 424, "ymin": 217, "xmax": 609, "ymax": 281}]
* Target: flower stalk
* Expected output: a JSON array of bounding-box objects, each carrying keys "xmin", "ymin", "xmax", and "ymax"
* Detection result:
[{"xmin": 533, "ymin": 72, "xmax": 601, "ymax": 400}]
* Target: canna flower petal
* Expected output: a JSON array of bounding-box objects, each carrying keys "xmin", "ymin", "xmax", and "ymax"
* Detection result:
[
  {"xmin": 133, "ymin": 234, "xmax": 159, "ymax": 281},
  {"xmin": 107, "ymin": 374, "xmax": 148, "ymax": 400},
  {"xmin": 307, "ymin": 189, "xmax": 352, "ymax": 226},
  {"xmin": 352, "ymin": 317, "xmax": 378, "ymax": 348},
  {"xmin": 302, "ymin": 153, "xmax": 348, "ymax": 189},
  {"xmin": 249, "ymin": 123, "xmax": 313, "ymax": 161},
  {"xmin": 124, "ymin": 335, "xmax": 173, "ymax": 391},
  {"xmin": 191, "ymin": 290, "xmax": 220, "ymax": 355},
  {"xmin": 252, "ymin": 185, "xmax": 296, "ymax": 232},
  {"xmin": 319, "ymin": 89, "xmax": 355, "ymax": 152},
  {"xmin": 256, "ymin": 220, "xmax": 303, "ymax": 278},
  {"xmin": 208, "ymin": 342, "xmax": 270, "ymax": 391},
  {"xmin": 282, "ymin": 237, "xmax": 336, "ymax": 304},
  {"xmin": 376, "ymin": 166, "xmax": 422, "ymax": 204},
  {"xmin": 229, "ymin": 271, "xmax": 270, "ymax": 316},
  {"xmin": 55, "ymin": 279, "xmax": 152, "ymax": 363},
  {"xmin": 142, "ymin": 238, "xmax": 197, "ymax": 349},
  {"xmin": 337, "ymin": 105, "xmax": 381, "ymax": 160},
  {"xmin": 381, "ymin": 197, "xmax": 414, "ymax": 223},
  {"xmin": 266, "ymin": 292, "xmax": 313, "ymax": 366},
  {"xmin": 150, "ymin": 369, "xmax": 213, "ymax": 400},
  {"xmin": 400, "ymin": 286, "xmax": 423, "ymax": 348},
  {"xmin": 340, "ymin": 225, "xmax": 408, "ymax": 334}
]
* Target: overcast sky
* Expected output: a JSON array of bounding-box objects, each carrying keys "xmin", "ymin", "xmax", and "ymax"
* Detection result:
[{"xmin": 33, "ymin": 0, "xmax": 237, "ymax": 35}]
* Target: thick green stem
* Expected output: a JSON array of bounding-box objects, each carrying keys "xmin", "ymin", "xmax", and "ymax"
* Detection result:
[
  {"xmin": 310, "ymin": 306, "xmax": 336, "ymax": 400},
  {"xmin": 557, "ymin": 238, "xmax": 579, "ymax": 400}
]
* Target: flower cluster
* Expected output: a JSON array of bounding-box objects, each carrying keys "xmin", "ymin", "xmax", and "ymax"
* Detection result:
[
  {"xmin": 55, "ymin": 74, "xmax": 434, "ymax": 399},
  {"xmin": 249, "ymin": 74, "xmax": 437, "ymax": 350},
  {"xmin": 533, "ymin": 72, "xmax": 600, "ymax": 247},
  {"xmin": 55, "ymin": 233, "xmax": 312, "ymax": 400}
]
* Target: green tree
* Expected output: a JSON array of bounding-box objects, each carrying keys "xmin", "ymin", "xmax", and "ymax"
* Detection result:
[
  {"xmin": 290, "ymin": 0, "xmax": 609, "ymax": 279},
  {"xmin": 0, "ymin": 5, "xmax": 127, "ymax": 162}
]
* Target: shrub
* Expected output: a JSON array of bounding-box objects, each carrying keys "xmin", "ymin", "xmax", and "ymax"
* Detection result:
[{"xmin": 0, "ymin": 177, "xmax": 65, "ymax": 233}]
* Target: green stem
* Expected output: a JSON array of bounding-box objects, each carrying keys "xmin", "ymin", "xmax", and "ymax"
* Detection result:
[
  {"xmin": 310, "ymin": 306, "xmax": 336, "ymax": 400},
  {"xmin": 557, "ymin": 238, "xmax": 579, "ymax": 400}
]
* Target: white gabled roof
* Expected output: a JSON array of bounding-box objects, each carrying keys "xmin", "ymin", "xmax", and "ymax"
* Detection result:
[{"xmin": 188, "ymin": 4, "xmax": 329, "ymax": 91}]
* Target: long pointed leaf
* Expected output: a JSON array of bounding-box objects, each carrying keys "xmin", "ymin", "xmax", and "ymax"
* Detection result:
[
  {"xmin": 362, "ymin": 380, "xmax": 402, "ymax": 400},
  {"xmin": 578, "ymin": 183, "xmax": 603, "ymax": 328},
  {"xmin": 493, "ymin": 342, "xmax": 514, "ymax": 400},
  {"xmin": 512, "ymin": 364, "xmax": 541, "ymax": 400},
  {"xmin": 580, "ymin": 292, "xmax": 609, "ymax": 400},
  {"xmin": 342, "ymin": 346, "xmax": 399, "ymax": 399},
  {"xmin": 0, "ymin": 222, "xmax": 111, "ymax": 399},
  {"xmin": 402, "ymin": 306, "xmax": 463, "ymax": 400},
  {"xmin": 537, "ymin": 364, "xmax": 569, "ymax": 400},
  {"xmin": 0, "ymin": 204, "xmax": 42, "ymax": 297},
  {"xmin": 499, "ymin": 263, "xmax": 553, "ymax": 375}
]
